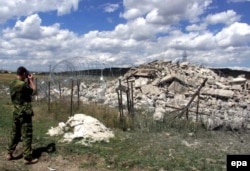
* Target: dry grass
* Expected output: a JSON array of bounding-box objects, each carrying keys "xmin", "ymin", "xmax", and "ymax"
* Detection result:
[{"xmin": 0, "ymin": 73, "xmax": 13, "ymax": 85}]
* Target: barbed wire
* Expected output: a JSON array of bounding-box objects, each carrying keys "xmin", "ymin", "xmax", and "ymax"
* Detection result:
[{"xmin": 37, "ymin": 57, "xmax": 134, "ymax": 99}]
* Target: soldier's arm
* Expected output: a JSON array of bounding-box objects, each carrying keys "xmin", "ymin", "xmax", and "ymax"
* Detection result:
[{"xmin": 28, "ymin": 74, "xmax": 36, "ymax": 94}]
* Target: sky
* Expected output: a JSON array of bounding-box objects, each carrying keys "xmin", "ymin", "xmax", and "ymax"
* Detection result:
[{"xmin": 0, "ymin": 0, "xmax": 250, "ymax": 72}]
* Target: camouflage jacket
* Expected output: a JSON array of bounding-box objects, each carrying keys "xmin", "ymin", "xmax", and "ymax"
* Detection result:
[{"xmin": 9, "ymin": 79, "xmax": 35, "ymax": 116}]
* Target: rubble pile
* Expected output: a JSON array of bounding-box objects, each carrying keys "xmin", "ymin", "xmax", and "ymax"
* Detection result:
[
  {"xmin": 106, "ymin": 60, "xmax": 249, "ymax": 130},
  {"xmin": 50, "ymin": 60, "xmax": 250, "ymax": 130}
]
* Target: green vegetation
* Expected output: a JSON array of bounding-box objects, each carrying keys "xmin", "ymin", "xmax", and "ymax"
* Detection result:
[{"xmin": 0, "ymin": 73, "xmax": 249, "ymax": 170}]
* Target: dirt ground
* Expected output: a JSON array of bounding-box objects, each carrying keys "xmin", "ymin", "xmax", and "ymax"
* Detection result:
[{"xmin": 0, "ymin": 142, "xmax": 110, "ymax": 171}]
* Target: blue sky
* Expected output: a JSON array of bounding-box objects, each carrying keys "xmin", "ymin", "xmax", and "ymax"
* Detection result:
[{"xmin": 0, "ymin": 0, "xmax": 250, "ymax": 71}]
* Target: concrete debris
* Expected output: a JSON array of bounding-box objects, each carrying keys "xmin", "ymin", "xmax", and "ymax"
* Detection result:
[
  {"xmin": 181, "ymin": 140, "xmax": 200, "ymax": 147},
  {"xmin": 47, "ymin": 114, "xmax": 114, "ymax": 145},
  {"xmin": 153, "ymin": 107, "xmax": 165, "ymax": 122},
  {"xmin": 48, "ymin": 60, "xmax": 250, "ymax": 131},
  {"xmin": 202, "ymin": 88, "xmax": 234, "ymax": 98},
  {"xmin": 230, "ymin": 77, "xmax": 247, "ymax": 84}
]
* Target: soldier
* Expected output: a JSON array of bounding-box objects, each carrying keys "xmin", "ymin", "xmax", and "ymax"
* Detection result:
[{"xmin": 6, "ymin": 66, "xmax": 38, "ymax": 164}]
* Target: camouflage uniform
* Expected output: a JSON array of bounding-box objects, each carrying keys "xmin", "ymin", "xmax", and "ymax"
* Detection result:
[{"xmin": 7, "ymin": 79, "xmax": 35, "ymax": 161}]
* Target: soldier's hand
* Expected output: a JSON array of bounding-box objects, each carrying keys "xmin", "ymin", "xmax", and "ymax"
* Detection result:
[{"xmin": 28, "ymin": 74, "xmax": 34, "ymax": 82}]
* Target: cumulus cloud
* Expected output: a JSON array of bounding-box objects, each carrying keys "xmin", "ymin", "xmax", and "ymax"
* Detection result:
[
  {"xmin": 118, "ymin": 0, "xmax": 214, "ymax": 41},
  {"xmin": 185, "ymin": 23, "xmax": 207, "ymax": 32},
  {"xmin": 56, "ymin": 0, "xmax": 79, "ymax": 15},
  {"xmin": 122, "ymin": 0, "xmax": 212, "ymax": 24},
  {"xmin": 205, "ymin": 10, "xmax": 241, "ymax": 25},
  {"xmin": 215, "ymin": 22, "xmax": 250, "ymax": 47},
  {"xmin": 0, "ymin": 0, "xmax": 80, "ymax": 24},
  {"xmin": 0, "ymin": 0, "xmax": 250, "ymax": 71},
  {"xmin": 0, "ymin": 14, "xmax": 78, "ymax": 71},
  {"xmin": 3, "ymin": 14, "xmax": 42, "ymax": 39}
]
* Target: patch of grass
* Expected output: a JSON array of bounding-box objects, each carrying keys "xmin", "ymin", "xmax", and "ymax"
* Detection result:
[
  {"xmin": 0, "ymin": 96, "xmax": 14, "ymax": 149},
  {"xmin": 0, "ymin": 73, "xmax": 14, "ymax": 85},
  {"xmin": 80, "ymin": 103, "xmax": 121, "ymax": 129}
]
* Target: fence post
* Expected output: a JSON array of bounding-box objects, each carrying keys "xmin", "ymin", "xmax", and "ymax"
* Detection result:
[
  {"xmin": 35, "ymin": 78, "xmax": 38, "ymax": 101},
  {"xmin": 77, "ymin": 79, "xmax": 80, "ymax": 110},
  {"xmin": 116, "ymin": 79, "xmax": 135, "ymax": 130},
  {"xmin": 59, "ymin": 81, "xmax": 61, "ymax": 99},
  {"xmin": 196, "ymin": 92, "xmax": 200, "ymax": 122},
  {"xmin": 119, "ymin": 79, "xmax": 124, "ymax": 122},
  {"xmin": 70, "ymin": 79, "xmax": 74, "ymax": 116},
  {"xmin": 48, "ymin": 81, "xmax": 50, "ymax": 112},
  {"xmin": 130, "ymin": 81, "xmax": 134, "ymax": 117},
  {"xmin": 176, "ymin": 78, "xmax": 207, "ymax": 120},
  {"xmin": 126, "ymin": 78, "xmax": 131, "ymax": 116}
]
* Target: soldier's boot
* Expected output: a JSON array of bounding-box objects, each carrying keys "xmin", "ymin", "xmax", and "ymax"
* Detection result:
[
  {"xmin": 23, "ymin": 158, "xmax": 38, "ymax": 164},
  {"xmin": 6, "ymin": 153, "xmax": 14, "ymax": 160}
]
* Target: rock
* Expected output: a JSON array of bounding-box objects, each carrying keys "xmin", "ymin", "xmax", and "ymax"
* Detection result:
[
  {"xmin": 168, "ymin": 81, "xmax": 188, "ymax": 94},
  {"xmin": 140, "ymin": 84, "xmax": 161, "ymax": 95},
  {"xmin": 134, "ymin": 77, "xmax": 149, "ymax": 88},
  {"xmin": 158, "ymin": 74, "xmax": 186, "ymax": 86},
  {"xmin": 153, "ymin": 107, "xmax": 165, "ymax": 121},
  {"xmin": 133, "ymin": 68, "xmax": 158, "ymax": 78},
  {"xmin": 47, "ymin": 114, "xmax": 114, "ymax": 145},
  {"xmin": 202, "ymin": 88, "xmax": 234, "ymax": 98},
  {"xmin": 201, "ymin": 115, "xmax": 223, "ymax": 130},
  {"xmin": 225, "ymin": 117, "xmax": 245, "ymax": 130},
  {"xmin": 215, "ymin": 82, "xmax": 229, "ymax": 89},
  {"xmin": 230, "ymin": 77, "xmax": 247, "ymax": 84}
]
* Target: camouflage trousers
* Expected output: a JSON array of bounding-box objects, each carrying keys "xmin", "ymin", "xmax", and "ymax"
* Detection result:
[{"xmin": 7, "ymin": 110, "xmax": 33, "ymax": 160}]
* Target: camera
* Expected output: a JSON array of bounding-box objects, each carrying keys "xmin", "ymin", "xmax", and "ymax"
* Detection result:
[{"xmin": 26, "ymin": 73, "xmax": 31, "ymax": 78}]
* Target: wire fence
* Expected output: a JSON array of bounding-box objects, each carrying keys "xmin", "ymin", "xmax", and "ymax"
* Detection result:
[{"xmin": 34, "ymin": 57, "xmax": 133, "ymax": 116}]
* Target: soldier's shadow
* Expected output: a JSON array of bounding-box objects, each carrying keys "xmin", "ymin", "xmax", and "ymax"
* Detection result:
[{"xmin": 32, "ymin": 143, "xmax": 56, "ymax": 159}]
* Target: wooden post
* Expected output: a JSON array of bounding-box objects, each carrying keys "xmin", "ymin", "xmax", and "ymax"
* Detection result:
[
  {"xmin": 196, "ymin": 92, "xmax": 200, "ymax": 122},
  {"xmin": 178, "ymin": 78, "xmax": 207, "ymax": 119},
  {"xmin": 59, "ymin": 81, "xmax": 61, "ymax": 99},
  {"xmin": 126, "ymin": 78, "xmax": 131, "ymax": 116},
  {"xmin": 48, "ymin": 81, "xmax": 50, "ymax": 112},
  {"xmin": 116, "ymin": 79, "xmax": 135, "ymax": 129},
  {"xmin": 77, "ymin": 79, "xmax": 80, "ymax": 109},
  {"xmin": 186, "ymin": 107, "xmax": 189, "ymax": 120},
  {"xmin": 35, "ymin": 78, "xmax": 38, "ymax": 101},
  {"xmin": 119, "ymin": 79, "xmax": 123, "ymax": 121},
  {"xmin": 116, "ymin": 79, "xmax": 124, "ymax": 122},
  {"xmin": 130, "ymin": 81, "xmax": 134, "ymax": 117},
  {"xmin": 70, "ymin": 79, "xmax": 74, "ymax": 116}
]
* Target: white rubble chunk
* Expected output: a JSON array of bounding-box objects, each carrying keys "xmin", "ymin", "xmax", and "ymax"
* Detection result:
[
  {"xmin": 153, "ymin": 107, "xmax": 165, "ymax": 121},
  {"xmin": 47, "ymin": 114, "xmax": 114, "ymax": 145},
  {"xmin": 230, "ymin": 77, "xmax": 247, "ymax": 84}
]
